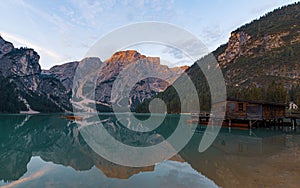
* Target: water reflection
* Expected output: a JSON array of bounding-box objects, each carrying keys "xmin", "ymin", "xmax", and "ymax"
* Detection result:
[
  {"xmin": 180, "ymin": 127, "xmax": 300, "ymax": 187},
  {"xmin": 0, "ymin": 114, "xmax": 157, "ymax": 182},
  {"xmin": 0, "ymin": 114, "xmax": 299, "ymax": 187}
]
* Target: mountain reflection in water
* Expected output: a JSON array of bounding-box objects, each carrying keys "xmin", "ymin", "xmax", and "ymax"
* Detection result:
[{"xmin": 0, "ymin": 114, "xmax": 299, "ymax": 188}]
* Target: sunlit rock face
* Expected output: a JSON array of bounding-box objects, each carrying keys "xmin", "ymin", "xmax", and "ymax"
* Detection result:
[
  {"xmin": 40, "ymin": 50, "xmax": 188, "ymax": 112},
  {"xmin": 95, "ymin": 50, "xmax": 187, "ymax": 111}
]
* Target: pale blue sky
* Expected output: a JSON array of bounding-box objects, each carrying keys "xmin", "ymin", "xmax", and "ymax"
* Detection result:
[{"xmin": 0, "ymin": 0, "xmax": 298, "ymax": 69}]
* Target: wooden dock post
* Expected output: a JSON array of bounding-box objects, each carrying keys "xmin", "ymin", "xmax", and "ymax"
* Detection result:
[
  {"xmin": 249, "ymin": 120, "xmax": 252, "ymax": 136},
  {"xmin": 292, "ymin": 118, "xmax": 295, "ymax": 130}
]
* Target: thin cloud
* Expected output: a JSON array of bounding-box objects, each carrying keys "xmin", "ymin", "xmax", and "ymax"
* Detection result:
[{"xmin": 2, "ymin": 32, "xmax": 63, "ymax": 61}]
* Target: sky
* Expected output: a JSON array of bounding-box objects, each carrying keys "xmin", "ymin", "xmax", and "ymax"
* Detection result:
[{"xmin": 0, "ymin": 0, "xmax": 299, "ymax": 69}]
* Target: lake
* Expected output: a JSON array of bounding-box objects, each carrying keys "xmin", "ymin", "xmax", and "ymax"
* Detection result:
[{"xmin": 0, "ymin": 114, "xmax": 299, "ymax": 188}]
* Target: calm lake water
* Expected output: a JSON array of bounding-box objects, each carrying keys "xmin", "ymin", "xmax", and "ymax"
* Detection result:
[{"xmin": 0, "ymin": 114, "xmax": 299, "ymax": 188}]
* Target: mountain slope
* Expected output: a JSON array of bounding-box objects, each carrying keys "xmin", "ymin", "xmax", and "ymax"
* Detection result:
[
  {"xmin": 217, "ymin": 2, "xmax": 300, "ymax": 101},
  {"xmin": 0, "ymin": 36, "xmax": 72, "ymax": 113},
  {"xmin": 137, "ymin": 2, "xmax": 300, "ymax": 113}
]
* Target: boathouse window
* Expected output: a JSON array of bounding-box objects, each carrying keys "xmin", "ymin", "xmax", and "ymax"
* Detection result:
[
  {"xmin": 228, "ymin": 103, "xmax": 235, "ymax": 112},
  {"xmin": 238, "ymin": 103, "xmax": 244, "ymax": 112}
]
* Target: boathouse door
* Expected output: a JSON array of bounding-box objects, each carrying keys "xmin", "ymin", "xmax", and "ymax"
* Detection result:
[{"xmin": 246, "ymin": 104, "xmax": 263, "ymax": 120}]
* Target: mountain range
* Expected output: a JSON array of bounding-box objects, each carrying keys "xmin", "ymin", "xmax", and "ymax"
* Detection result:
[
  {"xmin": 1, "ymin": 2, "xmax": 300, "ymax": 113},
  {"xmin": 0, "ymin": 39, "xmax": 186, "ymax": 113}
]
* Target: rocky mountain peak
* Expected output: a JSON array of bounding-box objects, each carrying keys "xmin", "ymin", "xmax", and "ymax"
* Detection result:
[
  {"xmin": 105, "ymin": 50, "xmax": 161, "ymax": 65},
  {"xmin": 177, "ymin": 65, "xmax": 189, "ymax": 71},
  {"xmin": 0, "ymin": 35, "xmax": 14, "ymax": 59},
  {"xmin": 0, "ymin": 36, "xmax": 41, "ymax": 78},
  {"xmin": 106, "ymin": 50, "xmax": 146, "ymax": 63},
  {"xmin": 0, "ymin": 36, "xmax": 72, "ymax": 113}
]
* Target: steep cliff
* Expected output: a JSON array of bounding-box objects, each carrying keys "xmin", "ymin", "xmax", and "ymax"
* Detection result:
[
  {"xmin": 0, "ymin": 36, "xmax": 71, "ymax": 113},
  {"xmin": 47, "ymin": 61, "xmax": 79, "ymax": 94}
]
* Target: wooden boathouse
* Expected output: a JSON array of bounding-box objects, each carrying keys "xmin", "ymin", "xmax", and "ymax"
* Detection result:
[
  {"xmin": 191, "ymin": 98, "xmax": 300, "ymax": 128},
  {"xmin": 223, "ymin": 98, "xmax": 286, "ymax": 128}
]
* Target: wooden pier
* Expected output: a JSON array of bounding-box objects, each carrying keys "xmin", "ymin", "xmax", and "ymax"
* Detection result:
[{"xmin": 190, "ymin": 98, "xmax": 300, "ymax": 129}]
